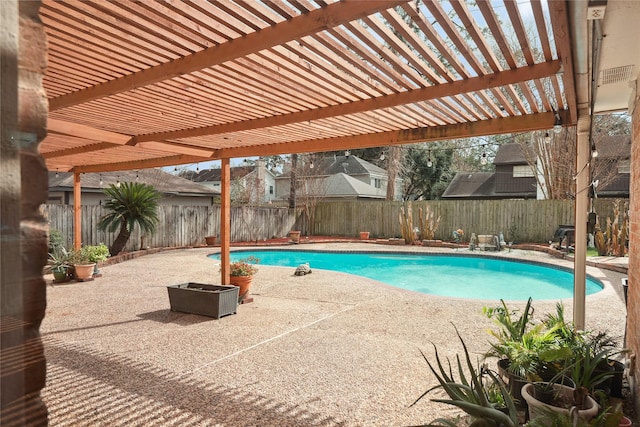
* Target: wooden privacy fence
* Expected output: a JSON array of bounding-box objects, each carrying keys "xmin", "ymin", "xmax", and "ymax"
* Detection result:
[
  {"xmin": 43, "ymin": 198, "xmax": 628, "ymax": 251},
  {"xmin": 307, "ymin": 199, "xmax": 627, "ymax": 243},
  {"xmin": 42, "ymin": 204, "xmax": 297, "ymax": 252}
]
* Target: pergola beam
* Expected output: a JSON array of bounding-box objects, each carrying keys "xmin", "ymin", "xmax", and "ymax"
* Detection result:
[
  {"xmin": 218, "ymin": 110, "xmax": 568, "ymax": 158},
  {"xmin": 48, "ymin": 0, "xmax": 410, "ymax": 111}
]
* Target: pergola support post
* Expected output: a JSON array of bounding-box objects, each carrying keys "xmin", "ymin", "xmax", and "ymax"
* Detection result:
[
  {"xmin": 573, "ymin": 116, "xmax": 591, "ymax": 330},
  {"xmin": 220, "ymin": 158, "xmax": 231, "ymax": 285},
  {"xmin": 73, "ymin": 171, "xmax": 81, "ymax": 249}
]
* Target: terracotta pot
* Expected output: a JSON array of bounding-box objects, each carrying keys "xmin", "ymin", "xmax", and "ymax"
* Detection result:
[
  {"xmin": 289, "ymin": 231, "xmax": 301, "ymax": 243},
  {"xmin": 73, "ymin": 263, "xmax": 96, "ymax": 280},
  {"xmin": 205, "ymin": 236, "xmax": 217, "ymax": 246},
  {"xmin": 229, "ymin": 275, "xmax": 253, "ymax": 298},
  {"xmin": 359, "ymin": 231, "xmax": 370, "ymax": 240}
]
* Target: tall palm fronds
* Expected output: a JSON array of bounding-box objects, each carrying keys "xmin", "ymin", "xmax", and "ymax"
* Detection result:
[{"xmin": 98, "ymin": 182, "xmax": 161, "ymax": 255}]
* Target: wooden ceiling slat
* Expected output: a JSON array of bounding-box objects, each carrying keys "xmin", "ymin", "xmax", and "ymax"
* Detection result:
[
  {"xmin": 310, "ymin": 32, "xmax": 400, "ymax": 95},
  {"xmin": 53, "ymin": 1, "xmax": 189, "ymax": 59},
  {"xmin": 531, "ymin": 0, "xmax": 553, "ymax": 62},
  {"xmin": 327, "ymin": 26, "xmax": 413, "ymax": 92},
  {"xmin": 381, "ymin": 9, "xmax": 454, "ymax": 83},
  {"xmin": 345, "ymin": 20, "xmax": 425, "ymax": 89},
  {"xmin": 449, "ymin": 1, "xmax": 502, "ymax": 73},
  {"xmin": 475, "ymin": 1, "xmax": 518, "ymax": 70},
  {"xmin": 281, "ymin": 41, "xmax": 385, "ymax": 99},
  {"xmin": 399, "ymin": 2, "xmax": 465, "ymax": 80},
  {"xmin": 422, "ymin": 1, "xmax": 485, "ymax": 77},
  {"xmin": 504, "ymin": 1, "xmax": 536, "ymax": 66},
  {"xmin": 49, "ymin": 0, "xmax": 409, "ymax": 111},
  {"xmin": 548, "ymin": 0, "xmax": 577, "ymax": 122}
]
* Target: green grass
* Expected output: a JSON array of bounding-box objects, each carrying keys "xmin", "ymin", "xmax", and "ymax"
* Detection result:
[{"xmin": 586, "ymin": 247, "xmax": 599, "ymax": 257}]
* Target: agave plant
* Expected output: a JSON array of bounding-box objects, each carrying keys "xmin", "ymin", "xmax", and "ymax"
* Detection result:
[{"xmin": 410, "ymin": 327, "xmax": 518, "ymax": 427}]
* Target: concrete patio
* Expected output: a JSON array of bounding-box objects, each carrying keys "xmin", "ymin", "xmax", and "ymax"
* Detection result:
[{"xmin": 41, "ymin": 244, "xmax": 629, "ymax": 426}]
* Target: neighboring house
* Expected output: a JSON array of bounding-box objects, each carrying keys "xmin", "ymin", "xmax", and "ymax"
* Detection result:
[
  {"xmin": 48, "ymin": 169, "xmax": 218, "ymax": 206},
  {"xmin": 274, "ymin": 155, "xmax": 402, "ymax": 201},
  {"xmin": 442, "ymin": 143, "xmax": 537, "ymax": 199},
  {"xmin": 183, "ymin": 160, "xmax": 278, "ymax": 203},
  {"xmin": 592, "ymin": 135, "xmax": 631, "ymax": 198}
]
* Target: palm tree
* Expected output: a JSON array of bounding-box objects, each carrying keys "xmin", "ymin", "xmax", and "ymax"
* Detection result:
[{"xmin": 98, "ymin": 182, "xmax": 161, "ymax": 256}]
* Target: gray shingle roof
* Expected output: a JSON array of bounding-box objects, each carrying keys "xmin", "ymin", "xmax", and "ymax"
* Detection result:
[{"xmin": 48, "ymin": 169, "xmax": 218, "ymax": 196}]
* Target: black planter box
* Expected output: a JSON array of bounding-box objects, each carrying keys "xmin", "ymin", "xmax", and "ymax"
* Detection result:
[{"xmin": 167, "ymin": 283, "xmax": 238, "ymax": 319}]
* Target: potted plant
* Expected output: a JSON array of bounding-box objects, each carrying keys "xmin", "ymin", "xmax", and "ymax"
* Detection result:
[
  {"xmin": 67, "ymin": 246, "xmax": 97, "ymax": 281},
  {"xmin": 289, "ymin": 230, "xmax": 301, "ymax": 243},
  {"xmin": 227, "ymin": 256, "xmax": 259, "ymax": 300},
  {"xmin": 204, "ymin": 236, "xmax": 217, "ymax": 246},
  {"xmin": 47, "ymin": 247, "xmax": 71, "ymax": 282},
  {"xmin": 359, "ymin": 231, "xmax": 370, "ymax": 240},
  {"xmin": 82, "ymin": 244, "xmax": 110, "ymax": 275}
]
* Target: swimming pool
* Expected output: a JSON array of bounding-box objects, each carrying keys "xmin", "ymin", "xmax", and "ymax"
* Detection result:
[{"xmin": 213, "ymin": 250, "xmax": 603, "ymax": 300}]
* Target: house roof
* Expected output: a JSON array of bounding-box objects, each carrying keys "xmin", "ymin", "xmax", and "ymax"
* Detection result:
[
  {"xmin": 316, "ymin": 155, "xmax": 387, "ymax": 176},
  {"xmin": 594, "ymin": 135, "xmax": 631, "ymax": 159},
  {"xmin": 182, "ymin": 166, "xmax": 256, "ymax": 182},
  {"xmin": 493, "ymin": 143, "xmax": 534, "ymax": 165},
  {"xmin": 49, "ymin": 169, "xmax": 218, "ymax": 196},
  {"xmin": 324, "ymin": 173, "xmax": 385, "ymax": 199},
  {"xmin": 441, "ymin": 172, "xmax": 496, "ymax": 199},
  {"xmin": 37, "ymin": 1, "xmax": 589, "ymax": 175}
]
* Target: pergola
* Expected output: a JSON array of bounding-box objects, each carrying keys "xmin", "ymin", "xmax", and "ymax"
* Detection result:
[{"xmin": 38, "ymin": 0, "xmax": 640, "ymax": 329}]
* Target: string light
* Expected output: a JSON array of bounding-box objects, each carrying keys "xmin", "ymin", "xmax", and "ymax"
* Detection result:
[
  {"xmin": 553, "ymin": 111, "xmax": 563, "ymax": 134},
  {"xmin": 116, "ymin": 176, "xmax": 121, "ymax": 188},
  {"xmin": 136, "ymin": 170, "xmax": 140, "ymax": 181},
  {"xmin": 591, "ymin": 143, "xmax": 598, "ymax": 158},
  {"xmin": 544, "ymin": 132, "xmax": 551, "ymax": 144},
  {"xmin": 427, "ymin": 150, "xmax": 432, "ymax": 168},
  {"xmin": 196, "ymin": 163, "xmax": 200, "ymax": 172},
  {"xmin": 480, "ymin": 145, "xmax": 488, "ymax": 165},
  {"xmin": 345, "ymin": 150, "xmax": 350, "ymax": 158},
  {"xmin": 99, "ymin": 174, "xmax": 103, "ymax": 186},
  {"xmin": 174, "ymin": 166, "xmax": 178, "ymax": 172},
  {"xmin": 55, "ymin": 168, "xmax": 59, "ymax": 178},
  {"xmin": 309, "ymin": 160, "xmax": 314, "ymax": 169},
  {"xmin": 379, "ymin": 153, "xmax": 385, "ymax": 161}
]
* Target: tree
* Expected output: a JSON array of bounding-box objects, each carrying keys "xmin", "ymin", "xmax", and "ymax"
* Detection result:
[
  {"xmin": 401, "ymin": 143, "xmax": 454, "ymax": 200},
  {"xmin": 98, "ymin": 182, "xmax": 161, "ymax": 255}
]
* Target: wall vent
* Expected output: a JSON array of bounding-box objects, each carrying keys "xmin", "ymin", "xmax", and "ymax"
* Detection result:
[{"xmin": 599, "ymin": 65, "xmax": 634, "ymax": 85}]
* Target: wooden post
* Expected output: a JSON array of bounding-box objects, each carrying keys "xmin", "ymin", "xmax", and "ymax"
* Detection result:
[
  {"xmin": 220, "ymin": 158, "xmax": 231, "ymax": 285},
  {"xmin": 574, "ymin": 117, "xmax": 590, "ymax": 330},
  {"xmin": 73, "ymin": 171, "xmax": 82, "ymax": 249}
]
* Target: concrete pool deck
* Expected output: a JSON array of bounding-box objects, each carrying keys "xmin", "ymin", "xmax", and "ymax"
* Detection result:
[{"xmin": 41, "ymin": 243, "xmax": 629, "ymax": 426}]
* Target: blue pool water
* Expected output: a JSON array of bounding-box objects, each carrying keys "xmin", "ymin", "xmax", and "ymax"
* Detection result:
[{"xmin": 213, "ymin": 250, "xmax": 603, "ymax": 300}]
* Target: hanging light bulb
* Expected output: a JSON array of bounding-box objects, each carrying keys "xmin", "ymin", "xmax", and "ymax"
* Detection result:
[
  {"xmin": 99, "ymin": 174, "xmax": 103, "ymax": 186},
  {"xmin": 174, "ymin": 166, "xmax": 178, "ymax": 172},
  {"xmin": 480, "ymin": 145, "xmax": 488, "ymax": 165},
  {"xmin": 136, "ymin": 171, "xmax": 140, "ymax": 181},
  {"xmin": 309, "ymin": 160, "xmax": 314, "ymax": 169},
  {"xmin": 591, "ymin": 143, "xmax": 598, "ymax": 158},
  {"xmin": 242, "ymin": 158, "xmax": 248, "ymax": 166},
  {"xmin": 345, "ymin": 150, "xmax": 350, "ymax": 158},
  {"xmin": 544, "ymin": 132, "xmax": 551, "ymax": 144},
  {"xmin": 116, "ymin": 176, "xmax": 121, "ymax": 188},
  {"xmin": 196, "ymin": 163, "xmax": 200, "ymax": 172},
  {"xmin": 426, "ymin": 150, "xmax": 432, "ymax": 168},
  {"xmin": 379, "ymin": 153, "xmax": 385, "ymax": 161},
  {"xmin": 55, "ymin": 168, "xmax": 59, "ymax": 178},
  {"xmin": 553, "ymin": 111, "xmax": 563, "ymax": 134}
]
